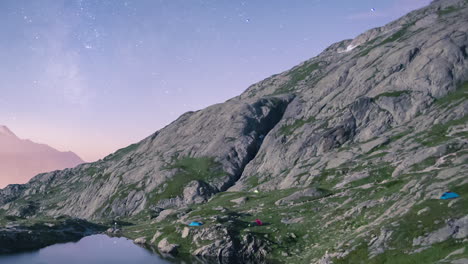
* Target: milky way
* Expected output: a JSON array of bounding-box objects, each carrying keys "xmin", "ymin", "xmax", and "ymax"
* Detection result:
[{"xmin": 0, "ymin": 0, "xmax": 431, "ymax": 161}]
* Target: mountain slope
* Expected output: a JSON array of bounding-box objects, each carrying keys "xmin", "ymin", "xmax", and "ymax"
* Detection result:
[
  {"xmin": 230, "ymin": 0, "xmax": 468, "ymax": 191},
  {"xmin": 0, "ymin": 126, "xmax": 84, "ymax": 188},
  {"xmin": 1, "ymin": 0, "xmax": 467, "ymax": 263}
]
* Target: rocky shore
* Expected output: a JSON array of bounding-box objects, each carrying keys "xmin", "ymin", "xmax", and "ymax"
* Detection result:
[{"xmin": 0, "ymin": 217, "xmax": 106, "ymax": 254}]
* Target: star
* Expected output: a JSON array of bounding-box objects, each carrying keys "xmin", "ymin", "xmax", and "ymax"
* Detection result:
[{"xmin": 23, "ymin": 15, "xmax": 33, "ymax": 23}]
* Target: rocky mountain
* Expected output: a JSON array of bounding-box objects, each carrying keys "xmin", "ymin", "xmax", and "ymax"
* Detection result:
[
  {"xmin": 0, "ymin": 125, "xmax": 84, "ymax": 188},
  {"xmin": 1, "ymin": 0, "xmax": 467, "ymax": 263}
]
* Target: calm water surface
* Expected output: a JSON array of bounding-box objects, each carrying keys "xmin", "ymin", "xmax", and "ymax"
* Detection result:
[{"xmin": 0, "ymin": 234, "xmax": 172, "ymax": 264}]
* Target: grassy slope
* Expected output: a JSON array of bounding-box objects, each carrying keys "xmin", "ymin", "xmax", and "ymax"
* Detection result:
[
  {"xmin": 147, "ymin": 156, "xmax": 226, "ymax": 204},
  {"xmin": 116, "ymin": 87, "xmax": 467, "ymax": 263}
]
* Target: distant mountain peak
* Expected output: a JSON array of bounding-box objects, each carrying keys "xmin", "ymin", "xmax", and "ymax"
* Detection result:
[
  {"xmin": 0, "ymin": 125, "xmax": 17, "ymax": 138},
  {"xmin": 0, "ymin": 125, "xmax": 85, "ymax": 188}
]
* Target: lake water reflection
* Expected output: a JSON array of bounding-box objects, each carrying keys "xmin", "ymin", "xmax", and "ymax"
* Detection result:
[{"xmin": 0, "ymin": 234, "xmax": 171, "ymax": 264}]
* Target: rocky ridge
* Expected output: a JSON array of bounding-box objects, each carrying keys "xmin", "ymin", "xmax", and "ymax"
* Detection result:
[{"xmin": 1, "ymin": 0, "xmax": 468, "ymax": 263}]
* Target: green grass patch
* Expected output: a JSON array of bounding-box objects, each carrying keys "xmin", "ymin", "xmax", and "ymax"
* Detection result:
[
  {"xmin": 416, "ymin": 115, "xmax": 468, "ymax": 147},
  {"xmin": 367, "ymin": 142, "xmax": 390, "ymax": 154},
  {"xmin": 381, "ymin": 180, "xmax": 404, "ymax": 189},
  {"xmin": 85, "ymin": 167, "xmax": 98, "ymax": 176},
  {"xmin": 389, "ymin": 183, "xmax": 468, "ymax": 249},
  {"xmin": 390, "ymin": 129, "xmax": 413, "ymax": 142},
  {"xmin": 333, "ymin": 183, "xmax": 468, "ymax": 263},
  {"xmin": 356, "ymin": 26, "xmax": 411, "ymax": 58},
  {"xmin": 148, "ymin": 156, "xmax": 226, "ymax": 203},
  {"xmin": 438, "ymin": 6, "xmax": 460, "ymax": 16},
  {"xmin": 347, "ymin": 164, "xmax": 395, "ymax": 189},
  {"xmin": 380, "ymin": 27, "xmax": 409, "ymax": 46},
  {"xmin": 188, "ymin": 188, "xmax": 330, "ymax": 260},
  {"xmin": 313, "ymin": 167, "xmax": 350, "ymax": 190},
  {"xmin": 373, "ymin": 91, "xmax": 410, "ymax": 100},
  {"xmin": 335, "ymin": 239, "xmax": 465, "ymax": 264},
  {"xmin": 273, "ymin": 61, "xmax": 322, "ymax": 95},
  {"xmin": 279, "ymin": 116, "xmax": 316, "ymax": 136},
  {"xmin": 247, "ymin": 175, "xmax": 260, "ymax": 188},
  {"xmin": 288, "ymin": 61, "xmax": 321, "ymax": 84},
  {"xmin": 92, "ymin": 173, "xmax": 111, "ymax": 183},
  {"xmin": 105, "ymin": 143, "xmax": 139, "ymax": 161},
  {"xmin": 410, "ymin": 156, "xmax": 437, "ymax": 171},
  {"xmin": 435, "ymin": 81, "xmax": 468, "ymax": 107}
]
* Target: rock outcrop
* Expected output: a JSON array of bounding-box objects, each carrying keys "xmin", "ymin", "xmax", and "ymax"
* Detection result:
[
  {"xmin": 157, "ymin": 238, "xmax": 179, "ymax": 254},
  {"xmin": 0, "ymin": 217, "xmax": 105, "ymax": 254}
]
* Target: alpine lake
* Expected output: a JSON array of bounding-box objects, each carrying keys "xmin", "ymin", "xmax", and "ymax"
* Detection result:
[{"xmin": 0, "ymin": 234, "xmax": 219, "ymax": 264}]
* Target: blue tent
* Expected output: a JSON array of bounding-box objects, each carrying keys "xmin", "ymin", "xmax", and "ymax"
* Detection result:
[
  {"xmin": 440, "ymin": 192, "xmax": 460, "ymax": 200},
  {"xmin": 188, "ymin": 221, "xmax": 203, "ymax": 227}
]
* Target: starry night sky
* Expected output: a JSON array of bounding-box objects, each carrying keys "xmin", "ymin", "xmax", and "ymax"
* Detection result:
[{"xmin": 0, "ymin": 0, "xmax": 431, "ymax": 162}]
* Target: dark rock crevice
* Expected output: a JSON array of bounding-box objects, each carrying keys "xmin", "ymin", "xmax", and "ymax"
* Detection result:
[
  {"xmin": 408, "ymin": 47, "xmax": 421, "ymax": 63},
  {"xmin": 153, "ymin": 96, "xmax": 295, "ymax": 208},
  {"xmin": 221, "ymin": 96, "xmax": 294, "ymax": 191},
  {"xmin": 460, "ymin": 45, "xmax": 467, "ymax": 58}
]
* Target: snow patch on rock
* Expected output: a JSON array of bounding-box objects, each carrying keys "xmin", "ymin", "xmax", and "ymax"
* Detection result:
[{"xmin": 338, "ymin": 44, "xmax": 359, "ymax": 53}]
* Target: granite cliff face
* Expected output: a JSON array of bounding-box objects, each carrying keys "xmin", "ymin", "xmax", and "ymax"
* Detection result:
[{"xmin": 1, "ymin": 0, "xmax": 467, "ymax": 263}]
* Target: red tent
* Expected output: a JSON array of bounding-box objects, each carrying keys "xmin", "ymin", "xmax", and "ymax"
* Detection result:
[{"xmin": 255, "ymin": 219, "xmax": 263, "ymax": 226}]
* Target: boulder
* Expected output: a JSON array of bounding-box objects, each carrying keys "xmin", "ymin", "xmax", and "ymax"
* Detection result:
[
  {"xmin": 181, "ymin": 227, "xmax": 190, "ymax": 238},
  {"xmin": 158, "ymin": 238, "xmax": 179, "ymax": 254},
  {"xmin": 275, "ymin": 188, "xmax": 326, "ymax": 205},
  {"xmin": 150, "ymin": 231, "xmax": 162, "ymax": 244},
  {"xmin": 148, "ymin": 206, "xmax": 164, "ymax": 219},
  {"xmin": 230, "ymin": 197, "xmax": 248, "ymax": 206},
  {"xmin": 134, "ymin": 237, "xmax": 146, "ymax": 244},
  {"xmin": 413, "ymin": 216, "xmax": 468, "ymax": 246},
  {"xmin": 154, "ymin": 209, "xmax": 175, "ymax": 223},
  {"xmin": 183, "ymin": 180, "xmax": 216, "ymax": 205},
  {"xmin": 106, "ymin": 227, "xmax": 121, "ymax": 234},
  {"xmin": 360, "ymin": 137, "xmax": 390, "ymax": 153}
]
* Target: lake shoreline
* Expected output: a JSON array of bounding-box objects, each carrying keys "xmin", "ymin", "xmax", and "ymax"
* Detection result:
[
  {"xmin": 0, "ymin": 234, "xmax": 172, "ymax": 264},
  {"xmin": 0, "ymin": 217, "xmax": 106, "ymax": 255}
]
